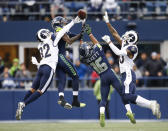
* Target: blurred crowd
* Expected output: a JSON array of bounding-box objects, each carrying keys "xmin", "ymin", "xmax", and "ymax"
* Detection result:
[
  {"xmin": 0, "ymin": 0, "xmax": 168, "ymax": 21},
  {"xmin": 0, "ymin": 58, "xmax": 32, "ymax": 89},
  {"xmin": 0, "ymin": 49, "xmax": 168, "ymax": 89}
]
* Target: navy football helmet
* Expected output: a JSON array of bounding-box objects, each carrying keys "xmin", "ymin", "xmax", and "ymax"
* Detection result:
[
  {"xmin": 79, "ymin": 43, "xmax": 93, "ymax": 58},
  {"xmin": 36, "ymin": 29, "xmax": 51, "ymax": 42},
  {"xmin": 51, "ymin": 16, "xmax": 68, "ymax": 30}
]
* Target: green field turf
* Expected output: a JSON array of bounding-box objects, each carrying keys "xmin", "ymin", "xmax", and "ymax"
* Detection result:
[{"xmin": 0, "ymin": 121, "xmax": 168, "ymax": 131}]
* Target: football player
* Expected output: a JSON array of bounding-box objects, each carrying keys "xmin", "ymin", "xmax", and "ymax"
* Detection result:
[
  {"xmin": 15, "ymin": 16, "xmax": 82, "ymax": 120},
  {"xmin": 79, "ymin": 24, "xmax": 123, "ymax": 127},
  {"xmin": 51, "ymin": 16, "xmax": 86, "ymax": 109},
  {"xmin": 102, "ymin": 11, "xmax": 161, "ymax": 123}
]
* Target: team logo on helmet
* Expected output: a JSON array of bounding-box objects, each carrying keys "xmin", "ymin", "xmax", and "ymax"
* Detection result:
[
  {"xmin": 51, "ymin": 16, "xmax": 68, "ymax": 30},
  {"xmin": 79, "ymin": 43, "xmax": 93, "ymax": 58},
  {"xmin": 122, "ymin": 30, "xmax": 139, "ymax": 45}
]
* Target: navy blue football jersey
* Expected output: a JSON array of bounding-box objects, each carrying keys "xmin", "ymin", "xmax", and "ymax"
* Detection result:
[
  {"xmin": 82, "ymin": 44, "xmax": 112, "ymax": 75},
  {"xmin": 56, "ymin": 31, "xmax": 76, "ymax": 55}
]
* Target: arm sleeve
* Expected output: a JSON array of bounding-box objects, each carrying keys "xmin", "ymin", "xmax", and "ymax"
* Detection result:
[
  {"xmin": 109, "ymin": 42, "xmax": 127, "ymax": 56},
  {"xmin": 53, "ymin": 21, "xmax": 74, "ymax": 46}
]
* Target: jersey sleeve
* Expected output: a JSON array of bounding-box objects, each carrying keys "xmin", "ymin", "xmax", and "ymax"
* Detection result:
[{"xmin": 53, "ymin": 21, "xmax": 74, "ymax": 46}]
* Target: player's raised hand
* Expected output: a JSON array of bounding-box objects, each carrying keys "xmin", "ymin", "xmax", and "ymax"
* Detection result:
[
  {"xmin": 103, "ymin": 11, "xmax": 109, "ymax": 23},
  {"xmin": 31, "ymin": 56, "xmax": 39, "ymax": 66},
  {"xmin": 102, "ymin": 35, "xmax": 111, "ymax": 44},
  {"xmin": 73, "ymin": 16, "xmax": 82, "ymax": 24}
]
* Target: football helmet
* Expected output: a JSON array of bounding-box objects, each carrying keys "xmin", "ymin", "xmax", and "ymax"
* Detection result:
[
  {"xmin": 36, "ymin": 29, "xmax": 51, "ymax": 42},
  {"xmin": 51, "ymin": 16, "xmax": 67, "ymax": 30},
  {"xmin": 122, "ymin": 30, "xmax": 138, "ymax": 45},
  {"xmin": 79, "ymin": 43, "xmax": 93, "ymax": 58}
]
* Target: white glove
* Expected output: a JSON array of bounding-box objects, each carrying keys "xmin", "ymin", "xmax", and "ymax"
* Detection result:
[
  {"xmin": 31, "ymin": 56, "xmax": 39, "ymax": 66},
  {"xmin": 103, "ymin": 11, "xmax": 109, "ymax": 23},
  {"xmin": 73, "ymin": 16, "xmax": 82, "ymax": 24},
  {"xmin": 102, "ymin": 35, "xmax": 111, "ymax": 43}
]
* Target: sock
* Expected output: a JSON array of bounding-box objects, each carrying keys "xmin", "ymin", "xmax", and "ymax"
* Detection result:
[
  {"xmin": 73, "ymin": 91, "xmax": 78, "ymax": 96},
  {"xmin": 23, "ymin": 91, "xmax": 33, "ymax": 101},
  {"xmin": 100, "ymin": 107, "xmax": 105, "ymax": 114},
  {"xmin": 73, "ymin": 91, "xmax": 78, "ymax": 102},
  {"xmin": 24, "ymin": 91, "xmax": 41, "ymax": 105},
  {"xmin": 135, "ymin": 95, "xmax": 151, "ymax": 109},
  {"xmin": 59, "ymin": 92, "xmax": 64, "ymax": 97},
  {"xmin": 125, "ymin": 104, "xmax": 132, "ymax": 113}
]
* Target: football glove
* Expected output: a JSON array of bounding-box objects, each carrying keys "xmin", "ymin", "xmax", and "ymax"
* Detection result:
[
  {"xmin": 31, "ymin": 56, "xmax": 39, "ymax": 66},
  {"xmin": 102, "ymin": 35, "xmax": 111, "ymax": 43},
  {"xmin": 103, "ymin": 11, "xmax": 109, "ymax": 23}
]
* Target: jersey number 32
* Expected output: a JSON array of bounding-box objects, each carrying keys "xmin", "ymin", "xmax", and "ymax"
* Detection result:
[{"xmin": 39, "ymin": 44, "xmax": 51, "ymax": 58}]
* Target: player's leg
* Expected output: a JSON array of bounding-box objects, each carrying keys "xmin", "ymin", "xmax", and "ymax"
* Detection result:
[
  {"xmin": 105, "ymin": 100, "xmax": 110, "ymax": 119},
  {"xmin": 56, "ymin": 64, "xmax": 66, "ymax": 96},
  {"xmin": 124, "ymin": 70, "xmax": 161, "ymax": 119},
  {"xmin": 56, "ymin": 63, "xmax": 72, "ymax": 109},
  {"xmin": 99, "ymin": 76, "xmax": 110, "ymax": 127},
  {"xmin": 120, "ymin": 70, "xmax": 137, "ymax": 124},
  {"xmin": 135, "ymin": 95, "xmax": 161, "ymax": 119},
  {"xmin": 130, "ymin": 71, "xmax": 161, "ymax": 118},
  {"xmin": 23, "ymin": 70, "xmax": 42, "ymax": 101},
  {"xmin": 59, "ymin": 54, "xmax": 85, "ymax": 108},
  {"xmin": 24, "ymin": 65, "xmax": 54, "ymax": 105},
  {"xmin": 16, "ymin": 67, "xmax": 42, "ymax": 120}
]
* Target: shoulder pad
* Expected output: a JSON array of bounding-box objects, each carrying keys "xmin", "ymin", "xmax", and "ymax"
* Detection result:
[{"xmin": 127, "ymin": 46, "xmax": 137, "ymax": 55}]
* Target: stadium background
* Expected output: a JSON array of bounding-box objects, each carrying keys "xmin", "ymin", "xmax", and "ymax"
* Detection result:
[{"xmin": 0, "ymin": 0, "xmax": 168, "ymax": 121}]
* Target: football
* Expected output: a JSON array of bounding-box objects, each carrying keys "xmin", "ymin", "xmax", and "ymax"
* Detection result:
[{"xmin": 78, "ymin": 9, "xmax": 87, "ymax": 20}]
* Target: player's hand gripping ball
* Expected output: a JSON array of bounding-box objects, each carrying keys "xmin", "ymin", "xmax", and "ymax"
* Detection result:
[{"xmin": 78, "ymin": 9, "xmax": 87, "ymax": 20}]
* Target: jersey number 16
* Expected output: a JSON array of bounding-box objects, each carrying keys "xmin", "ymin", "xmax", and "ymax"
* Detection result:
[{"xmin": 90, "ymin": 57, "xmax": 108, "ymax": 74}]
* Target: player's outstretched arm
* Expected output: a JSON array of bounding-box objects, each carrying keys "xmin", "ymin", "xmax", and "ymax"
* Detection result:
[
  {"xmin": 63, "ymin": 33, "xmax": 82, "ymax": 45},
  {"xmin": 102, "ymin": 35, "xmax": 127, "ymax": 56},
  {"xmin": 103, "ymin": 12, "xmax": 122, "ymax": 46},
  {"xmin": 53, "ymin": 16, "xmax": 82, "ymax": 46},
  {"xmin": 63, "ymin": 19, "xmax": 86, "ymax": 45},
  {"xmin": 85, "ymin": 24, "xmax": 99, "ymax": 45}
]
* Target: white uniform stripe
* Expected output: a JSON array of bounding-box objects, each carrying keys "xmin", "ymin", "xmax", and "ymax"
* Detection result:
[
  {"xmin": 41, "ymin": 69, "xmax": 54, "ymax": 93},
  {"xmin": 124, "ymin": 70, "xmax": 132, "ymax": 93}
]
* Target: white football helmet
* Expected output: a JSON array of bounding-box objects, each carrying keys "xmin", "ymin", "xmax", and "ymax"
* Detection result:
[
  {"xmin": 122, "ymin": 30, "xmax": 138, "ymax": 45},
  {"xmin": 36, "ymin": 29, "xmax": 52, "ymax": 42}
]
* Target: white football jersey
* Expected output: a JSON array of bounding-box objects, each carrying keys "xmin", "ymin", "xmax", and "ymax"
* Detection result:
[
  {"xmin": 38, "ymin": 38, "xmax": 59, "ymax": 71},
  {"xmin": 119, "ymin": 41, "xmax": 138, "ymax": 73}
]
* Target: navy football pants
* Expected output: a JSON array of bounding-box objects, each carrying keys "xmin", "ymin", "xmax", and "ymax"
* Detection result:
[
  {"xmin": 56, "ymin": 54, "xmax": 79, "ymax": 93},
  {"xmin": 100, "ymin": 69, "xmax": 123, "ymax": 107},
  {"xmin": 121, "ymin": 70, "xmax": 138, "ymax": 105},
  {"xmin": 32, "ymin": 65, "xmax": 54, "ymax": 93}
]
